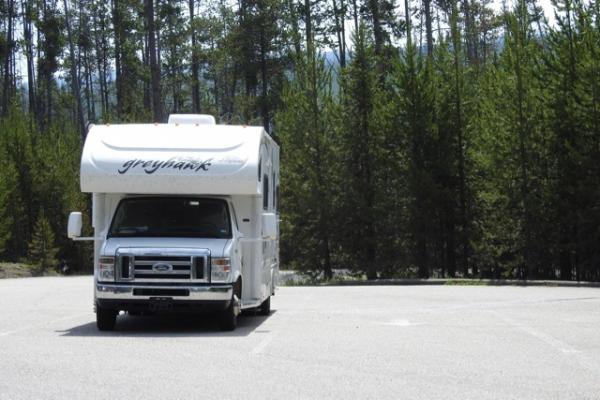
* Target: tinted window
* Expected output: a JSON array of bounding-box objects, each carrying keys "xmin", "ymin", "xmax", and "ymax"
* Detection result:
[{"xmin": 109, "ymin": 197, "xmax": 231, "ymax": 238}]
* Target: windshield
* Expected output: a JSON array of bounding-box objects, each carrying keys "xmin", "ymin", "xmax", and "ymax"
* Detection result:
[{"xmin": 108, "ymin": 197, "xmax": 232, "ymax": 238}]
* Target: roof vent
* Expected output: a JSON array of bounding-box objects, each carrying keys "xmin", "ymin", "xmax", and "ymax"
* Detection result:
[{"xmin": 168, "ymin": 114, "xmax": 216, "ymax": 125}]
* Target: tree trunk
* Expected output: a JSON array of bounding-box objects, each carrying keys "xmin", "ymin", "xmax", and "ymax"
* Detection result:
[
  {"xmin": 112, "ymin": 0, "xmax": 123, "ymax": 118},
  {"xmin": 259, "ymin": 7, "xmax": 269, "ymax": 132},
  {"xmin": 287, "ymin": 0, "xmax": 301, "ymax": 56},
  {"xmin": 368, "ymin": 0, "xmax": 384, "ymax": 58},
  {"xmin": 423, "ymin": 0, "xmax": 434, "ymax": 57},
  {"xmin": 2, "ymin": 0, "xmax": 15, "ymax": 115},
  {"xmin": 42, "ymin": 0, "xmax": 52, "ymax": 127},
  {"xmin": 79, "ymin": 1, "xmax": 95, "ymax": 122},
  {"xmin": 333, "ymin": 0, "xmax": 346, "ymax": 68},
  {"xmin": 463, "ymin": 0, "xmax": 478, "ymax": 65},
  {"xmin": 189, "ymin": 0, "xmax": 201, "ymax": 112},
  {"xmin": 92, "ymin": 5, "xmax": 108, "ymax": 117},
  {"xmin": 352, "ymin": 0, "xmax": 359, "ymax": 34},
  {"xmin": 63, "ymin": 0, "xmax": 86, "ymax": 138},
  {"xmin": 142, "ymin": 33, "xmax": 151, "ymax": 112},
  {"xmin": 305, "ymin": 0, "xmax": 313, "ymax": 58},
  {"xmin": 145, "ymin": 0, "xmax": 162, "ymax": 121},
  {"xmin": 23, "ymin": 0, "xmax": 36, "ymax": 115}
]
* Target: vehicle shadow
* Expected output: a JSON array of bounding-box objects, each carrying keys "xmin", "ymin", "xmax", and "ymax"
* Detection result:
[{"xmin": 56, "ymin": 310, "xmax": 276, "ymax": 338}]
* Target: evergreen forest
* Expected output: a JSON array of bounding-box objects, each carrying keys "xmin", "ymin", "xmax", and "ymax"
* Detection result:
[{"xmin": 0, "ymin": 0, "xmax": 599, "ymax": 282}]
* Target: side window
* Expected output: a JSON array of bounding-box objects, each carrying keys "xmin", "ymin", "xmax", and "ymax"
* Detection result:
[
  {"xmin": 272, "ymin": 173, "xmax": 276, "ymax": 208},
  {"xmin": 229, "ymin": 202, "xmax": 239, "ymax": 230},
  {"xmin": 275, "ymin": 185, "xmax": 280, "ymax": 213},
  {"xmin": 263, "ymin": 175, "xmax": 269, "ymax": 210},
  {"xmin": 258, "ymin": 157, "xmax": 262, "ymax": 181}
]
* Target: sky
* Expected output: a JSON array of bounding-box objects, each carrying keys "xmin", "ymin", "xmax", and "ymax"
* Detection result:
[{"xmin": 496, "ymin": 0, "xmax": 557, "ymax": 23}]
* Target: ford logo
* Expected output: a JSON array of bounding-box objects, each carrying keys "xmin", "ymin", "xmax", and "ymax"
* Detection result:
[{"xmin": 152, "ymin": 263, "xmax": 173, "ymax": 272}]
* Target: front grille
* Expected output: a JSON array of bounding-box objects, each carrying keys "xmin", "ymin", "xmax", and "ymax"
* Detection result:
[
  {"xmin": 193, "ymin": 257, "xmax": 205, "ymax": 279},
  {"xmin": 134, "ymin": 256, "xmax": 192, "ymax": 280},
  {"xmin": 116, "ymin": 249, "xmax": 209, "ymax": 283},
  {"xmin": 121, "ymin": 256, "xmax": 131, "ymax": 279}
]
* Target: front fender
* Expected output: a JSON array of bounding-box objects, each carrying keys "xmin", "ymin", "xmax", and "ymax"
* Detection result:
[{"xmin": 231, "ymin": 269, "xmax": 242, "ymax": 285}]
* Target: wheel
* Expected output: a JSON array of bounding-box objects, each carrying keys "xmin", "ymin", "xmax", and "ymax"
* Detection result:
[
  {"xmin": 219, "ymin": 294, "xmax": 240, "ymax": 331},
  {"xmin": 219, "ymin": 280, "xmax": 241, "ymax": 331},
  {"xmin": 259, "ymin": 296, "xmax": 271, "ymax": 316},
  {"xmin": 96, "ymin": 306, "xmax": 118, "ymax": 331}
]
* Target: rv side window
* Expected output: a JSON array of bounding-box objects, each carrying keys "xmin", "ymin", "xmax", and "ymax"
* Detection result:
[
  {"xmin": 272, "ymin": 173, "xmax": 276, "ymax": 208},
  {"xmin": 229, "ymin": 202, "xmax": 239, "ymax": 230},
  {"xmin": 263, "ymin": 175, "xmax": 269, "ymax": 210},
  {"xmin": 275, "ymin": 185, "xmax": 280, "ymax": 212},
  {"xmin": 258, "ymin": 157, "xmax": 262, "ymax": 181}
]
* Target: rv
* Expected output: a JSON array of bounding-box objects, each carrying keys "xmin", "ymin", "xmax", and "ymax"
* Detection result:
[{"xmin": 67, "ymin": 114, "xmax": 280, "ymax": 331}]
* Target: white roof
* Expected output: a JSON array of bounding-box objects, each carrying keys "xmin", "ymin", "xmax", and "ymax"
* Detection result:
[{"xmin": 80, "ymin": 123, "xmax": 265, "ymax": 195}]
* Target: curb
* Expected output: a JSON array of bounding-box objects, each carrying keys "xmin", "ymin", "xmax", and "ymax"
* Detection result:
[
  {"xmin": 278, "ymin": 273, "xmax": 600, "ymax": 288},
  {"xmin": 323, "ymin": 279, "xmax": 600, "ymax": 288}
]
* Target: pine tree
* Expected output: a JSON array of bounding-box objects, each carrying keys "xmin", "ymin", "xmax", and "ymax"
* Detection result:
[
  {"xmin": 112, "ymin": 0, "xmax": 146, "ymax": 120},
  {"xmin": 235, "ymin": 0, "xmax": 288, "ymax": 130},
  {"xmin": 543, "ymin": 0, "xmax": 600, "ymax": 281},
  {"xmin": 277, "ymin": 52, "xmax": 338, "ymax": 279},
  {"xmin": 395, "ymin": 12, "xmax": 439, "ymax": 278},
  {"xmin": 0, "ymin": 163, "xmax": 16, "ymax": 255},
  {"xmin": 0, "ymin": 108, "xmax": 35, "ymax": 259},
  {"xmin": 159, "ymin": 0, "xmax": 187, "ymax": 113},
  {"xmin": 447, "ymin": 0, "xmax": 471, "ymax": 275},
  {"xmin": 28, "ymin": 210, "xmax": 58, "ymax": 274},
  {"xmin": 496, "ymin": 0, "xmax": 547, "ymax": 278},
  {"xmin": 37, "ymin": 1, "xmax": 64, "ymax": 128},
  {"xmin": 338, "ymin": 25, "xmax": 380, "ymax": 279}
]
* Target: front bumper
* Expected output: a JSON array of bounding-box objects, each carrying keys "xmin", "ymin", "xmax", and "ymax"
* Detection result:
[
  {"xmin": 96, "ymin": 283, "xmax": 233, "ymax": 301},
  {"xmin": 95, "ymin": 283, "xmax": 233, "ymax": 313}
]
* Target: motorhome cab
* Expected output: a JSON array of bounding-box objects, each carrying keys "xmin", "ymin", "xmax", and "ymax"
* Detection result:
[{"xmin": 68, "ymin": 114, "xmax": 279, "ymax": 331}]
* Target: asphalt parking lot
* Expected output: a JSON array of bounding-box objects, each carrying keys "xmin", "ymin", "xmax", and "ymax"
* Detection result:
[{"xmin": 1, "ymin": 276, "xmax": 599, "ymax": 399}]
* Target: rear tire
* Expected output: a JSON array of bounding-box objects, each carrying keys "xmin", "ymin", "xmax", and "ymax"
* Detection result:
[
  {"xmin": 96, "ymin": 306, "xmax": 117, "ymax": 331},
  {"xmin": 259, "ymin": 296, "xmax": 271, "ymax": 316}
]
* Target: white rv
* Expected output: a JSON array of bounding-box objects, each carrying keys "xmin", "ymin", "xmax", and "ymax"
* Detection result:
[{"xmin": 68, "ymin": 114, "xmax": 280, "ymax": 331}]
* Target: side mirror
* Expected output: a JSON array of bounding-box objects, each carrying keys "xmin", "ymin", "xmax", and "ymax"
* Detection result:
[
  {"xmin": 262, "ymin": 213, "xmax": 278, "ymax": 239},
  {"xmin": 67, "ymin": 212, "xmax": 83, "ymax": 239}
]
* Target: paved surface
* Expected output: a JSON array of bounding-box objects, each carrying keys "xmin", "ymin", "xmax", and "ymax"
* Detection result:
[{"xmin": 1, "ymin": 277, "xmax": 600, "ymax": 400}]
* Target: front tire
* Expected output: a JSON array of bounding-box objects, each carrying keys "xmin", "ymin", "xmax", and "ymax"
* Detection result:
[
  {"xmin": 219, "ymin": 296, "xmax": 240, "ymax": 331},
  {"xmin": 96, "ymin": 306, "xmax": 117, "ymax": 331},
  {"xmin": 219, "ymin": 282, "xmax": 241, "ymax": 331}
]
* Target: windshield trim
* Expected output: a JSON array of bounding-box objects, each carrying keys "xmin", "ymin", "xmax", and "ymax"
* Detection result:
[{"xmin": 107, "ymin": 196, "xmax": 232, "ymax": 239}]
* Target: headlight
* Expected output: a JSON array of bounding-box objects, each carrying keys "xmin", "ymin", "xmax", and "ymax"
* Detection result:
[
  {"xmin": 98, "ymin": 256, "xmax": 115, "ymax": 282},
  {"xmin": 211, "ymin": 257, "xmax": 231, "ymax": 282}
]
